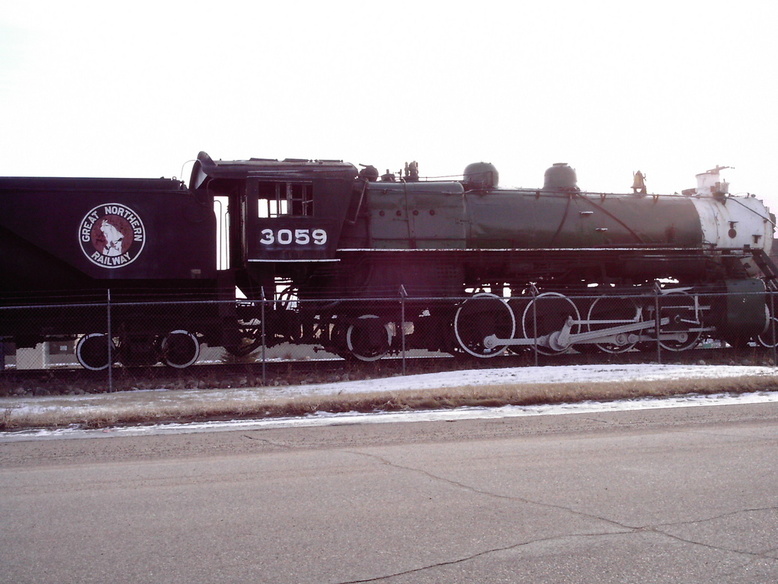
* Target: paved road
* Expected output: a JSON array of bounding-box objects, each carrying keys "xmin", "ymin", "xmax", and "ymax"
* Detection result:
[{"xmin": 1, "ymin": 403, "xmax": 777, "ymax": 583}]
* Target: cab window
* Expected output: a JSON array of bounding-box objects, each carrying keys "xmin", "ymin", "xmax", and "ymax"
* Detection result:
[{"xmin": 258, "ymin": 182, "xmax": 314, "ymax": 218}]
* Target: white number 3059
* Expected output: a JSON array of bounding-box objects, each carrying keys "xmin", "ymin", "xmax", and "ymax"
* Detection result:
[{"xmin": 260, "ymin": 228, "xmax": 328, "ymax": 246}]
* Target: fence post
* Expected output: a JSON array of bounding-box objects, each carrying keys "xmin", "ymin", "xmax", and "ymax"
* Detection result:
[
  {"xmin": 107, "ymin": 289, "xmax": 114, "ymax": 393},
  {"xmin": 769, "ymin": 290, "xmax": 778, "ymax": 367},
  {"xmin": 531, "ymin": 285, "xmax": 539, "ymax": 367},
  {"xmin": 399, "ymin": 285, "xmax": 407, "ymax": 376},
  {"xmin": 653, "ymin": 283, "xmax": 662, "ymax": 364},
  {"xmin": 260, "ymin": 288, "xmax": 267, "ymax": 386}
]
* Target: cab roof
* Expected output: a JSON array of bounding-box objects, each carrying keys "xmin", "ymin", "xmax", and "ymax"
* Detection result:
[{"xmin": 190, "ymin": 151, "xmax": 357, "ymax": 189}]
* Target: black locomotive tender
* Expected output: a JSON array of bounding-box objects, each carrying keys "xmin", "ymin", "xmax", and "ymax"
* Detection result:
[{"xmin": 1, "ymin": 153, "xmax": 776, "ymax": 369}]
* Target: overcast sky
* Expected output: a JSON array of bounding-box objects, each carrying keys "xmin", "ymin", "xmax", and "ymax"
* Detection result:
[{"xmin": 2, "ymin": 1, "xmax": 777, "ymax": 209}]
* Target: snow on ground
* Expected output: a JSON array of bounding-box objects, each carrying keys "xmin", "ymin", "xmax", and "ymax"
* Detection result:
[
  {"xmin": 2, "ymin": 363, "xmax": 778, "ymax": 440},
  {"xmin": 3, "ymin": 363, "xmax": 778, "ymax": 413},
  {"xmin": 4, "ymin": 362, "xmax": 778, "ymax": 411},
  {"xmin": 274, "ymin": 363, "xmax": 778, "ymax": 396},
  {"xmin": 6, "ymin": 389, "xmax": 778, "ymax": 443}
]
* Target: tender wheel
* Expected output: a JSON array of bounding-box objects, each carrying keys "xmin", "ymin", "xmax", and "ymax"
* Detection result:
[
  {"xmin": 160, "ymin": 330, "xmax": 200, "ymax": 368},
  {"xmin": 522, "ymin": 292, "xmax": 580, "ymax": 355},
  {"xmin": 454, "ymin": 293, "xmax": 515, "ymax": 358},
  {"xmin": 346, "ymin": 315, "xmax": 392, "ymax": 361},
  {"xmin": 585, "ymin": 296, "xmax": 642, "ymax": 354},
  {"xmin": 76, "ymin": 333, "xmax": 115, "ymax": 371}
]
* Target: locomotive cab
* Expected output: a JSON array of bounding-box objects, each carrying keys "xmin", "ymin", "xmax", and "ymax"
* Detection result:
[{"xmin": 190, "ymin": 152, "xmax": 358, "ymax": 295}]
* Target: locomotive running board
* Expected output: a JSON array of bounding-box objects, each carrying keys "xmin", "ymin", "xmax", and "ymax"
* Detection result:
[
  {"xmin": 484, "ymin": 316, "xmax": 682, "ymax": 352},
  {"xmin": 248, "ymin": 258, "xmax": 341, "ymax": 262}
]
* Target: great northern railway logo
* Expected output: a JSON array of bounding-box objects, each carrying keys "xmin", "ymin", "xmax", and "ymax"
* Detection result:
[{"xmin": 79, "ymin": 204, "xmax": 146, "ymax": 268}]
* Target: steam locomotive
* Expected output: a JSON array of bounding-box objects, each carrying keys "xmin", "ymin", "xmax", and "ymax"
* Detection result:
[{"xmin": 1, "ymin": 152, "xmax": 775, "ymax": 368}]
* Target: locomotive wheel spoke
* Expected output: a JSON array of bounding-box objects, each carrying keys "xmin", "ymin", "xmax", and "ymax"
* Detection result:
[
  {"xmin": 522, "ymin": 293, "xmax": 580, "ymax": 356},
  {"xmin": 584, "ymin": 296, "xmax": 642, "ymax": 354},
  {"xmin": 657, "ymin": 291, "xmax": 702, "ymax": 352},
  {"xmin": 454, "ymin": 293, "xmax": 515, "ymax": 358}
]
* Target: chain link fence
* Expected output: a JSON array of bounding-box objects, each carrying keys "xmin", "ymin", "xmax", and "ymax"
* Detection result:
[{"xmin": 2, "ymin": 287, "xmax": 777, "ymax": 392}]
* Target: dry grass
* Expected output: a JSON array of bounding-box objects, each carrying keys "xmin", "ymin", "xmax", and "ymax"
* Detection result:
[{"xmin": 2, "ymin": 375, "xmax": 778, "ymax": 431}]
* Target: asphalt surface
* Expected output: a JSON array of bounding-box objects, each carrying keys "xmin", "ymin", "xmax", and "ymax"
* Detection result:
[{"xmin": 1, "ymin": 402, "xmax": 777, "ymax": 583}]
